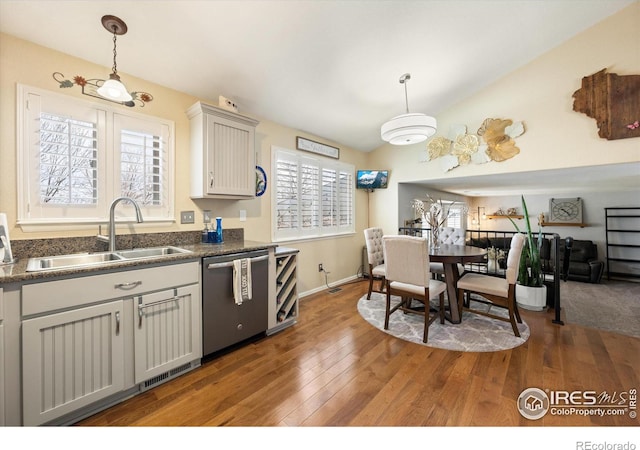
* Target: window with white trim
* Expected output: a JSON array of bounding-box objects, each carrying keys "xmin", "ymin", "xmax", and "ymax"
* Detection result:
[
  {"xmin": 272, "ymin": 146, "xmax": 354, "ymax": 241},
  {"xmin": 446, "ymin": 203, "xmax": 466, "ymax": 229},
  {"xmin": 18, "ymin": 85, "xmax": 174, "ymax": 227}
]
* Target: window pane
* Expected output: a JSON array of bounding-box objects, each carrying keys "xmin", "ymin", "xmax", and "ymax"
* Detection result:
[
  {"xmin": 120, "ymin": 129, "xmax": 163, "ymax": 205},
  {"xmin": 273, "ymin": 148, "xmax": 354, "ymax": 241},
  {"xmin": 275, "ymin": 159, "xmax": 299, "ymax": 230},
  {"xmin": 446, "ymin": 204, "xmax": 466, "ymax": 229},
  {"xmin": 300, "ymin": 163, "xmax": 319, "ymax": 229},
  {"xmin": 322, "ymin": 168, "xmax": 337, "ymax": 227},
  {"xmin": 39, "ymin": 113, "xmax": 97, "ymax": 204},
  {"xmin": 339, "ymin": 171, "xmax": 353, "ymax": 227}
]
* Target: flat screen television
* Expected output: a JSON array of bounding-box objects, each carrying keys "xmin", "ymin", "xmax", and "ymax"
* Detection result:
[{"xmin": 356, "ymin": 170, "xmax": 388, "ymax": 189}]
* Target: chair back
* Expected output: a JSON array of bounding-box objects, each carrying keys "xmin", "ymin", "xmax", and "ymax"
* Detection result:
[
  {"xmin": 439, "ymin": 227, "xmax": 466, "ymax": 245},
  {"xmin": 364, "ymin": 227, "xmax": 384, "ymax": 267},
  {"xmin": 505, "ymin": 233, "xmax": 526, "ymax": 284},
  {"xmin": 383, "ymin": 235, "xmax": 430, "ymax": 287}
]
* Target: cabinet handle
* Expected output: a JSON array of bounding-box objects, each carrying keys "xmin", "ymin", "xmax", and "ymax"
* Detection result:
[
  {"xmin": 206, "ymin": 254, "xmax": 268, "ymax": 270},
  {"xmin": 209, "ymin": 171, "xmax": 214, "ymax": 188},
  {"xmin": 115, "ymin": 280, "xmax": 142, "ymax": 289},
  {"xmin": 137, "ymin": 296, "xmax": 180, "ymax": 327},
  {"xmin": 115, "ymin": 311, "xmax": 121, "ymax": 335}
]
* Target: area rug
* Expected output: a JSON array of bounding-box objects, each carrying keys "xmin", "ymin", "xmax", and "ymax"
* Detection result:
[
  {"xmin": 357, "ymin": 292, "xmax": 530, "ymax": 352},
  {"xmin": 560, "ymin": 279, "xmax": 640, "ymax": 338}
]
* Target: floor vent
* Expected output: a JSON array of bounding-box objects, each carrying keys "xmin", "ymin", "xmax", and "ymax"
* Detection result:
[{"xmin": 140, "ymin": 362, "xmax": 196, "ymax": 391}]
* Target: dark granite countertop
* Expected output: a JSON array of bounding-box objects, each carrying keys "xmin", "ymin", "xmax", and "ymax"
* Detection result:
[
  {"xmin": 0, "ymin": 230, "xmax": 278, "ymax": 284},
  {"xmin": 275, "ymin": 246, "xmax": 300, "ymax": 256}
]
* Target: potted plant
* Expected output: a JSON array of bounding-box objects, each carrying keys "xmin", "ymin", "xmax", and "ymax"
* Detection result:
[{"xmin": 508, "ymin": 195, "xmax": 547, "ymax": 311}]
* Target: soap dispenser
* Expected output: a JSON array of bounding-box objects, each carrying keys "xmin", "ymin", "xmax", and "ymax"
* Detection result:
[{"xmin": 215, "ymin": 217, "xmax": 223, "ymax": 243}]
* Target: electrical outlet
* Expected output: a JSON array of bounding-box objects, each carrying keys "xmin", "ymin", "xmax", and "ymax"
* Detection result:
[
  {"xmin": 180, "ymin": 211, "xmax": 195, "ymax": 224},
  {"xmin": 318, "ymin": 263, "xmax": 323, "ymax": 272},
  {"xmin": 203, "ymin": 210, "xmax": 212, "ymax": 223}
]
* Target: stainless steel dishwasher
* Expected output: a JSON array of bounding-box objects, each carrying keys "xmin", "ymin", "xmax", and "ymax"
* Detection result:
[{"xmin": 202, "ymin": 250, "xmax": 269, "ymax": 357}]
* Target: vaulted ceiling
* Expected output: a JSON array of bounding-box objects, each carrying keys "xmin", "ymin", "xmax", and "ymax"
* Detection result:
[
  {"xmin": 2, "ymin": 0, "xmax": 637, "ymax": 197},
  {"xmin": 0, "ymin": 0, "xmax": 634, "ymax": 153}
]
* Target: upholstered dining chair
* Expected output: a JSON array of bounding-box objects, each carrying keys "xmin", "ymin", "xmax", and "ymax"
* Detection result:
[
  {"xmin": 430, "ymin": 227, "xmax": 466, "ymax": 277},
  {"xmin": 456, "ymin": 233, "xmax": 526, "ymax": 337},
  {"xmin": 382, "ymin": 235, "xmax": 447, "ymax": 343},
  {"xmin": 364, "ymin": 227, "xmax": 385, "ymax": 300}
]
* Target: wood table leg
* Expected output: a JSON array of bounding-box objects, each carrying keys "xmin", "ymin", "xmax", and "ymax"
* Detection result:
[{"xmin": 443, "ymin": 263, "xmax": 461, "ymax": 323}]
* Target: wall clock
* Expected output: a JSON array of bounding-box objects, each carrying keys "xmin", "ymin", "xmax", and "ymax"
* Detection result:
[{"xmin": 549, "ymin": 197, "xmax": 583, "ymax": 223}]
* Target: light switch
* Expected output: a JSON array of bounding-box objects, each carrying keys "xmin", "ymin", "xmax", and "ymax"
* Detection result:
[
  {"xmin": 180, "ymin": 211, "xmax": 195, "ymax": 224},
  {"xmin": 239, "ymin": 209, "xmax": 247, "ymax": 222}
]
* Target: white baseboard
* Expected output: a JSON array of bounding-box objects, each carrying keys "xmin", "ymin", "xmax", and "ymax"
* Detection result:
[{"xmin": 299, "ymin": 274, "xmax": 361, "ymax": 298}]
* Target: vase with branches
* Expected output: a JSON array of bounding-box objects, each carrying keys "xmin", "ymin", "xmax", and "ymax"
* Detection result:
[{"xmin": 412, "ymin": 195, "xmax": 467, "ymax": 250}]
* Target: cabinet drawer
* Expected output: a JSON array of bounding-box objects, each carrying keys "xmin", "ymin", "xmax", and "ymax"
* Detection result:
[{"xmin": 23, "ymin": 261, "xmax": 199, "ymax": 317}]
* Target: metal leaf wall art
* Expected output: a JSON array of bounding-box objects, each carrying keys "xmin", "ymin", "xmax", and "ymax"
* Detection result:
[{"xmin": 425, "ymin": 118, "xmax": 525, "ymax": 172}]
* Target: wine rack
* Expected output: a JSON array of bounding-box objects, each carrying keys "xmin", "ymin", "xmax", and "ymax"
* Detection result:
[{"xmin": 270, "ymin": 247, "xmax": 299, "ymax": 334}]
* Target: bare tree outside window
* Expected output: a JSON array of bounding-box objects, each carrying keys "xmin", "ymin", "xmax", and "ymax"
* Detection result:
[
  {"xmin": 120, "ymin": 129, "xmax": 163, "ymax": 206},
  {"xmin": 39, "ymin": 113, "xmax": 97, "ymax": 204}
]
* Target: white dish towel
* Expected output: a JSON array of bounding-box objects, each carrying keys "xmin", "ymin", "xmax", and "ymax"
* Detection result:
[{"xmin": 233, "ymin": 258, "xmax": 252, "ymax": 305}]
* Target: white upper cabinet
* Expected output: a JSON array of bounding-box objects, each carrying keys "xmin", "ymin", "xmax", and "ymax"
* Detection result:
[{"xmin": 187, "ymin": 101, "xmax": 260, "ymax": 199}]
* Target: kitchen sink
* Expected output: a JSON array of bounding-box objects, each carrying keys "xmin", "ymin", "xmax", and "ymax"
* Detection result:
[
  {"xmin": 26, "ymin": 252, "xmax": 125, "ymax": 271},
  {"xmin": 115, "ymin": 246, "xmax": 192, "ymax": 259},
  {"xmin": 26, "ymin": 246, "xmax": 192, "ymax": 272}
]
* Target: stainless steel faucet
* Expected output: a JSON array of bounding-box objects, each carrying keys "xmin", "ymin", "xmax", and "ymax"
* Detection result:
[{"xmin": 103, "ymin": 197, "xmax": 144, "ymax": 251}]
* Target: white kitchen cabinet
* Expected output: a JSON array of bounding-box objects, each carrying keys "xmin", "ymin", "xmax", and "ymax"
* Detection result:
[
  {"xmin": 187, "ymin": 101, "xmax": 260, "ymax": 199},
  {"xmin": 268, "ymin": 247, "xmax": 299, "ymax": 334},
  {"xmin": 22, "ymin": 300, "xmax": 125, "ymax": 426},
  {"xmin": 134, "ymin": 284, "xmax": 201, "ymax": 385},
  {"xmin": 20, "ymin": 261, "xmax": 201, "ymax": 425}
]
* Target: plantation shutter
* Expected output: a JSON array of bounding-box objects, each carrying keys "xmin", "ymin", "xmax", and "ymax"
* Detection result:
[
  {"xmin": 273, "ymin": 147, "xmax": 354, "ymax": 241},
  {"xmin": 120, "ymin": 130, "xmax": 163, "ymax": 205},
  {"xmin": 300, "ymin": 161, "xmax": 320, "ymax": 230},
  {"xmin": 446, "ymin": 203, "xmax": 466, "ymax": 229},
  {"xmin": 339, "ymin": 170, "xmax": 353, "ymax": 227},
  {"xmin": 114, "ymin": 113, "xmax": 172, "ymax": 219},
  {"xmin": 39, "ymin": 112, "xmax": 98, "ymax": 205}
]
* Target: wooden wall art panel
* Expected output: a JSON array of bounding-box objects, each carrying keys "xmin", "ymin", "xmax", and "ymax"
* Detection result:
[{"xmin": 572, "ymin": 69, "xmax": 640, "ymax": 140}]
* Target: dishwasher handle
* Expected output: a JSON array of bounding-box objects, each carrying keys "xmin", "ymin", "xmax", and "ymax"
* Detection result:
[{"xmin": 207, "ymin": 254, "xmax": 268, "ymax": 270}]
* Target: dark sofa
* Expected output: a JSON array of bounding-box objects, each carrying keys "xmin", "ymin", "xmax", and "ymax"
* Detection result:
[
  {"xmin": 558, "ymin": 239, "xmax": 604, "ymax": 284},
  {"xmin": 465, "ymin": 235, "xmax": 552, "ymax": 270},
  {"xmin": 466, "ymin": 235, "xmax": 603, "ymax": 283}
]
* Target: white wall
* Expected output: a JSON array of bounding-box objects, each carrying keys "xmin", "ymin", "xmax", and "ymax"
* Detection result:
[
  {"xmin": 367, "ymin": 3, "xmax": 640, "ymax": 237},
  {"xmin": 0, "ymin": 32, "xmax": 369, "ymax": 294},
  {"xmin": 468, "ymin": 191, "xmax": 639, "ymax": 269}
]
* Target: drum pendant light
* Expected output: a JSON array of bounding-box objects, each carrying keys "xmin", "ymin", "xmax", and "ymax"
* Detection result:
[
  {"xmin": 381, "ymin": 73, "xmax": 436, "ymax": 145},
  {"xmin": 97, "ymin": 15, "xmax": 133, "ymax": 102}
]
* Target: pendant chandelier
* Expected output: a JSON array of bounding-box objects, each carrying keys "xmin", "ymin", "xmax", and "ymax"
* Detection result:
[
  {"xmin": 96, "ymin": 15, "xmax": 133, "ymax": 102},
  {"xmin": 51, "ymin": 14, "xmax": 152, "ymax": 107},
  {"xmin": 381, "ymin": 73, "xmax": 437, "ymax": 145}
]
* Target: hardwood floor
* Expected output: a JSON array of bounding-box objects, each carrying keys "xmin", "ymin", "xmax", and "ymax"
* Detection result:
[{"xmin": 77, "ymin": 279, "xmax": 639, "ymax": 427}]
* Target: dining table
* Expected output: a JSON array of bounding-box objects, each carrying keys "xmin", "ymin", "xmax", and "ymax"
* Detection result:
[{"xmin": 429, "ymin": 244, "xmax": 487, "ymax": 323}]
